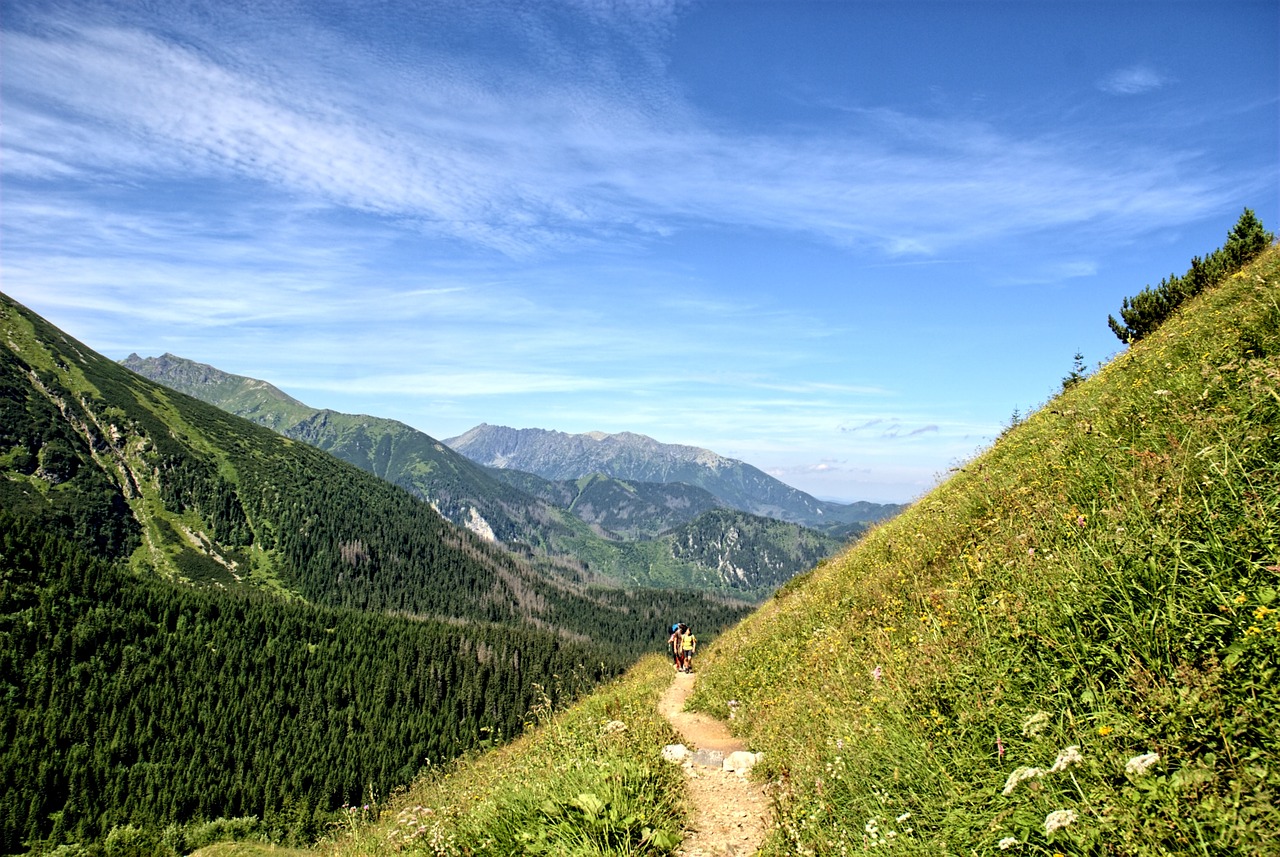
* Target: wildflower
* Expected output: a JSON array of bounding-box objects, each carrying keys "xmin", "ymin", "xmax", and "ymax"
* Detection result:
[
  {"xmin": 996, "ymin": 737, "xmax": 1006, "ymax": 759},
  {"xmin": 1234, "ymin": 594, "xmax": 1248, "ymax": 605},
  {"xmin": 1125, "ymin": 752, "xmax": 1160, "ymax": 776},
  {"xmin": 896, "ymin": 812, "xmax": 911, "ymax": 824},
  {"xmin": 1002, "ymin": 766, "xmax": 1044, "ymax": 796},
  {"xmin": 603, "ymin": 719, "xmax": 627, "ymax": 734},
  {"xmin": 1154, "ymin": 389, "xmax": 1172, "ymax": 396},
  {"xmin": 1049, "ymin": 745, "xmax": 1083, "ymax": 772},
  {"xmin": 1076, "ymin": 515, "xmax": 1087, "ymax": 527},
  {"xmin": 1097, "ymin": 726, "xmax": 1113, "ymax": 737},
  {"xmin": 998, "ymin": 837, "xmax": 1021, "ymax": 850},
  {"xmin": 1044, "ymin": 809, "xmax": 1077, "ymax": 835},
  {"xmin": 1255, "ymin": 606, "xmax": 1273, "ymax": 620},
  {"xmin": 1021, "ymin": 711, "xmax": 1050, "ymax": 737},
  {"xmin": 872, "ymin": 665, "xmax": 883, "ymax": 682}
]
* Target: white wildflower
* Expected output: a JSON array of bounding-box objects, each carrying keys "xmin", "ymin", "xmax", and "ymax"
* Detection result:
[
  {"xmin": 998, "ymin": 837, "xmax": 1021, "ymax": 850},
  {"xmin": 602, "ymin": 719, "xmax": 627, "ymax": 734},
  {"xmin": 1154, "ymin": 389, "xmax": 1172, "ymax": 396},
  {"xmin": 1125, "ymin": 752, "xmax": 1160, "ymax": 776},
  {"xmin": 1044, "ymin": 809, "xmax": 1077, "ymax": 835},
  {"xmin": 1002, "ymin": 766, "xmax": 1044, "ymax": 796},
  {"xmin": 1021, "ymin": 711, "xmax": 1050, "ymax": 737},
  {"xmin": 896, "ymin": 812, "xmax": 911, "ymax": 823},
  {"xmin": 1049, "ymin": 745, "xmax": 1083, "ymax": 772}
]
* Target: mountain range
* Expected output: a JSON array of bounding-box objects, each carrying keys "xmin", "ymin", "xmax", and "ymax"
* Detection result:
[
  {"xmin": 445, "ymin": 423, "xmax": 902, "ymax": 529},
  {"xmin": 121, "ymin": 353, "xmax": 881, "ymax": 595}
]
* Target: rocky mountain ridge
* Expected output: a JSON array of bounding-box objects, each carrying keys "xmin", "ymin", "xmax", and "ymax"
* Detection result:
[{"xmin": 445, "ymin": 423, "xmax": 903, "ymax": 528}]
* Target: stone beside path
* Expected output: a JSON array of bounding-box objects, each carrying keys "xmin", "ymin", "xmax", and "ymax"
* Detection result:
[{"xmin": 658, "ymin": 671, "xmax": 773, "ymax": 857}]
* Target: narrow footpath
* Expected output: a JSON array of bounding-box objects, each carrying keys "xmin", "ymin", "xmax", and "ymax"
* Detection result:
[{"xmin": 658, "ymin": 672, "xmax": 772, "ymax": 857}]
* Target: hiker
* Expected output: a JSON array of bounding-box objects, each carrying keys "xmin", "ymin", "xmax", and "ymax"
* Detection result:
[
  {"xmin": 681, "ymin": 627, "xmax": 697, "ymax": 672},
  {"xmin": 668, "ymin": 623, "xmax": 684, "ymax": 671}
]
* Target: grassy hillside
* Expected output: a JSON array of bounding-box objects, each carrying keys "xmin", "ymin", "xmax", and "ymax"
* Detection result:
[
  {"xmin": 305, "ymin": 243, "xmax": 1280, "ymax": 857},
  {"xmin": 317, "ymin": 655, "xmax": 685, "ymax": 857},
  {"xmin": 689, "ymin": 244, "xmax": 1280, "ymax": 854}
]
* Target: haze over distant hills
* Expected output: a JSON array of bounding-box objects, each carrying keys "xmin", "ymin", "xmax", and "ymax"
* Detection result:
[{"xmin": 445, "ymin": 423, "xmax": 904, "ymax": 528}]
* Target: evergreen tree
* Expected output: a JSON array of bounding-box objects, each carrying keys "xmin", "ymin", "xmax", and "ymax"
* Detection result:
[
  {"xmin": 1109, "ymin": 208, "xmax": 1273, "ymax": 343},
  {"xmin": 1060, "ymin": 351, "xmax": 1087, "ymax": 391}
]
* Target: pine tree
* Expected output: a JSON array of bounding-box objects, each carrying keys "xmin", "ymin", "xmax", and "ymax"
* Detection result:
[
  {"xmin": 1108, "ymin": 209, "xmax": 1273, "ymax": 342},
  {"xmin": 1223, "ymin": 207, "xmax": 1273, "ymax": 266}
]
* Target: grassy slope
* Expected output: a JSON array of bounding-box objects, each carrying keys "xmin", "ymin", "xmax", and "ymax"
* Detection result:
[
  {"xmin": 688, "ymin": 246, "xmax": 1280, "ymax": 854},
  {"xmin": 317, "ymin": 655, "xmax": 685, "ymax": 857}
]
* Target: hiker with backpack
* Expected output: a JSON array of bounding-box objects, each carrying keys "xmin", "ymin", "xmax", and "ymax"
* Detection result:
[
  {"xmin": 680, "ymin": 627, "xmax": 697, "ymax": 673},
  {"xmin": 668, "ymin": 623, "xmax": 684, "ymax": 672}
]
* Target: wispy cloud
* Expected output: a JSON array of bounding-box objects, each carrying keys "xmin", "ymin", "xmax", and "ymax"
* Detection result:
[
  {"xmin": 1098, "ymin": 65, "xmax": 1167, "ymax": 96},
  {"xmin": 2, "ymin": 6, "xmax": 1232, "ymax": 261}
]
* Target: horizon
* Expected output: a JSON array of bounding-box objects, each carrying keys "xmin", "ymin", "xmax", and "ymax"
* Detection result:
[{"xmin": 3, "ymin": 0, "xmax": 1277, "ymax": 505}]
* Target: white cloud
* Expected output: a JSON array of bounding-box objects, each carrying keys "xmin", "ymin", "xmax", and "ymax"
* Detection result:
[{"xmin": 1099, "ymin": 65, "xmax": 1167, "ymax": 96}]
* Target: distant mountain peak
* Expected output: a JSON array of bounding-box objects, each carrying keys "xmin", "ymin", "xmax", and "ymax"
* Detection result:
[
  {"xmin": 121, "ymin": 353, "xmax": 308, "ymax": 410},
  {"xmin": 444, "ymin": 424, "xmax": 901, "ymax": 528}
]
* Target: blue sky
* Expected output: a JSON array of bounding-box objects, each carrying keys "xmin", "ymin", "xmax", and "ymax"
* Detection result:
[{"xmin": 2, "ymin": 0, "xmax": 1276, "ymax": 504}]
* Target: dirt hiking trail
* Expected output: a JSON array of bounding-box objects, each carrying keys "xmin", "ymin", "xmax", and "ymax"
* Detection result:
[{"xmin": 658, "ymin": 671, "xmax": 772, "ymax": 856}]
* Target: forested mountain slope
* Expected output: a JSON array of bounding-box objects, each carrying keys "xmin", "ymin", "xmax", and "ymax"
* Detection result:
[
  {"xmin": 0, "ymin": 293, "xmax": 752, "ymax": 851},
  {"xmin": 118, "ymin": 352, "xmax": 602, "ymax": 552},
  {"xmin": 0, "ymin": 512, "xmax": 607, "ymax": 850}
]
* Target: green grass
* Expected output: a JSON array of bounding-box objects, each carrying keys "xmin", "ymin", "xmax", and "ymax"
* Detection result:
[
  {"xmin": 687, "ymin": 246, "xmax": 1280, "ymax": 854},
  {"xmin": 192, "ymin": 844, "xmax": 314, "ymax": 857},
  {"xmin": 321, "ymin": 655, "xmax": 686, "ymax": 857}
]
